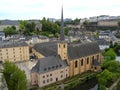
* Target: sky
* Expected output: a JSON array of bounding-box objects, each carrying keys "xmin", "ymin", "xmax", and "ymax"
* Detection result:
[{"xmin": 0, "ymin": 0, "xmax": 120, "ymax": 20}]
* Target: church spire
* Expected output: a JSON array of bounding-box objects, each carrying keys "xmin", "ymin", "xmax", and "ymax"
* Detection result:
[{"xmin": 60, "ymin": 6, "xmax": 65, "ymax": 41}]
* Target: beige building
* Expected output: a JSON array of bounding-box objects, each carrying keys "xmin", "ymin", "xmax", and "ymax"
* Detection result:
[
  {"xmin": 0, "ymin": 41, "xmax": 29, "ymax": 62},
  {"xmin": 98, "ymin": 20, "xmax": 118, "ymax": 27},
  {"xmin": 57, "ymin": 42, "xmax": 101, "ymax": 77},
  {"xmin": 31, "ymin": 6, "xmax": 102, "ymax": 88},
  {"xmin": 31, "ymin": 41, "xmax": 102, "ymax": 87},
  {"xmin": 31, "ymin": 56, "xmax": 69, "ymax": 87}
]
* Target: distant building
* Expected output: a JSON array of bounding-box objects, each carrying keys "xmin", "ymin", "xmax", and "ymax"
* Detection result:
[
  {"xmin": 0, "ymin": 41, "xmax": 29, "ymax": 62},
  {"xmin": 0, "ymin": 31, "xmax": 5, "ymax": 40},
  {"xmin": 25, "ymin": 35, "xmax": 49, "ymax": 45}
]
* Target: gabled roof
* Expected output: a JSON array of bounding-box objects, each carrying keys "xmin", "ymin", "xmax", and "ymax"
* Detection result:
[
  {"xmin": 33, "ymin": 41, "xmax": 100, "ymax": 60},
  {"xmin": 67, "ymin": 42, "xmax": 100, "ymax": 60},
  {"xmin": 31, "ymin": 56, "xmax": 68, "ymax": 74},
  {"xmin": 33, "ymin": 42, "xmax": 58, "ymax": 57},
  {"xmin": 0, "ymin": 41, "xmax": 28, "ymax": 48}
]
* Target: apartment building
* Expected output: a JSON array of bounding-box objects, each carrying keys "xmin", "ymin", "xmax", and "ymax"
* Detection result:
[{"xmin": 0, "ymin": 41, "xmax": 29, "ymax": 62}]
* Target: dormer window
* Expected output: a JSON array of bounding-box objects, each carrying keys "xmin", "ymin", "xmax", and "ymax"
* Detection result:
[
  {"xmin": 60, "ymin": 64, "xmax": 62, "ymax": 67},
  {"xmin": 44, "ymin": 68, "xmax": 46, "ymax": 71},
  {"xmin": 48, "ymin": 67, "xmax": 51, "ymax": 70},
  {"xmin": 56, "ymin": 65, "xmax": 58, "ymax": 68}
]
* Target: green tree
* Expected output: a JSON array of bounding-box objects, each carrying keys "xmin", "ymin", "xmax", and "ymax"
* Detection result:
[
  {"xmin": 102, "ymin": 61, "xmax": 120, "ymax": 74},
  {"xmin": 97, "ymin": 69, "xmax": 117, "ymax": 90},
  {"xmin": 118, "ymin": 20, "xmax": 120, "ymax": 29},
  {"xmin": 114, "ymin": 44, "xmax": 120, "ymax": 56},
  {"xmin": 104, "ymin": 49, "xmax": 116, "ymax": 61},
  {"xmin": 3, "ymin": 26, "xmax": 17, "ymax": 36},
  {"xmin": 40, "ymin": 17, "xmax": 60, "ymax": 37},
  {"xmin": 2, "ymin": 61, "xmax": 27, "ymax": 90},
  {"xmin": 0, "ymin": 20, "xmax": 1, "ymax": 25},
  {"xmin": 117, "ymin": 81, "xmax": 120, "ymax": 90}
]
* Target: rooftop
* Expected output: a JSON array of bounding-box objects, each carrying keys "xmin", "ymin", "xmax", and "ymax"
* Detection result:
[
  {"xmin": 0, "ymin": 41, "xmax": 28, "ymax": 48},
  {"xmin": 31, "ymin": 56, "xmax": 68, "ymax": 74}
]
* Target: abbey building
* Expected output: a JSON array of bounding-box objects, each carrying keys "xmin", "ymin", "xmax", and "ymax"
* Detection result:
[{"xmin": 30, "ymin": 7, "xmax": 102, "ymax": 87}]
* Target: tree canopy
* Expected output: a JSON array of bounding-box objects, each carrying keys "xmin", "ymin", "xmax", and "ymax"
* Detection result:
[
  {"xmin": 97, "ymin": 60, "xmax": 120, "ymax": 90},
  {"xmin": 104, "ymin": 48, "xmax": 116, "ymax": 61},
  {"xmin": 3, "ymin": 26, "xmax": 17, "ymax": 36},
  {"xmin": 2, "ymin": 61, "xmax": 27, "ymax": 90}
]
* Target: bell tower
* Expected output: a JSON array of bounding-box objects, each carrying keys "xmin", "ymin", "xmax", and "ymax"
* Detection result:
[{"xmin": 58, "ymin": 6, "xmax": 68, "ymax": 60}]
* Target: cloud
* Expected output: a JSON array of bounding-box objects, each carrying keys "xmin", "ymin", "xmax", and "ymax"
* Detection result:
[{"xmin": 0, "ymin": 0, "xmax": 120, "ymax": 19}]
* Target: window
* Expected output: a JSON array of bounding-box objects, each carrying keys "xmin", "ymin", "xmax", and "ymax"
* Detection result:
[
  {"xmin": 43, "ymin": 80, "xmax": 45, "ymax": 84},
  {"xmin": 66, "ymin": 74, "xmax": 68, "ymax": 78},
  {"xmin": 47, "ymin": 74, "xmax": 49, "ymax": 77},
  {"xmin": 60, "ymin": 71, "xmax": 63, "ymax": 73},
  {"xmin": 81, "ymin": 59, "xmax": 83, "ymax": 66},
  {"xmin": 47, "ymin": 79, "xmax": 49, "ymax": 82},
  {"xmin": 7, "ymin": 56, "xmax": 9, "ymax": 58},
  {"xmin": 50, "ymin": 74, "xmax": 52, "ymax": 76},
  {"xmin": 48, "ymin": 67, "xmax": 51, "ymax": 70},
  {"xmin": 52, "ymin": 66, "xmax": 55, "ymax": 69},
  {"xmin": 0, "ymin": 50, "xmax": 1, "ymax": 52},
  {"xmin": 61, "ymin": 75, "xmax": 63, "ymax": 78},
  {"xmin": 56, "ymin": 65, "xmax": 58, "ymax": 68},
  {"xmin": 60, "ymin": 64, "xmax": 62, "ymax": 67},
  {"xmin": 92, "ymin": 56, "xmax": 94, "ymax": 60},
  {"xmin": 87, "ymin": 57, "xmax": 89, "ymax": 64},
  {"xmin": 6, "ymin": 49, "xmax": 8, "ymax": 51},
  {"xmin": 43, "ymin": 76, "xmax": 45, "ymax": 78},
  {"xmin": 97, "ymin": 55, "xmax": 99, "ymax": 60},
  {"xmin": 50, "ymin": 78, "xmax": 52, "ymax": 81},
  {"xmin": 75, "ymin": 61, "xmax": 78, "ymax": 68},
  {"xmin": 59, "ymin": 44, "xmax": 60, "ymax": 48},
  {"xmin": 63, "ymin": 44, "xmax": 65, "ymax": 48}
]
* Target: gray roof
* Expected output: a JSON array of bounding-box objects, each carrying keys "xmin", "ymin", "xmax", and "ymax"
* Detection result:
[
  {"xmin": 33, "ymin": 41, "xmax": 100, "ymax": 60},
  {"xmin": 67, "ymin": 42, "xmax": 100, "ymax": 60},
  {"xmin": 95, "ymin": 39, "xmax": 109, "ymax": 45},
  {"xmin": 33, "ymin": 42, "xmax": 58, "ymax": 57},
  {"xmin": 31, "ymin": 56, "xmax": 68, "ymax": 73},
  {"xmin": 0, "ymin": 41, "xmax": 28, "ymax": 48}
]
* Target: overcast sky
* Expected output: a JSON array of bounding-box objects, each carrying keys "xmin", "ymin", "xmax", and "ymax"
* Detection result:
[{"xmin": 0, "ymin": 0, "xmax": 120, "ymax": 20}]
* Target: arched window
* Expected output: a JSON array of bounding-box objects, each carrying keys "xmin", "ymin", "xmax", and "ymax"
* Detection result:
[
  {"xmin": 75, "ymin": 61, "xmax": 78, "ymax": 68},
  {"xmin": 81, "ymin": 59, "xmax": 83, "ymax": 66},
  {"xmin": 87, "ymin": 57, "xmax": 89, "ymax": 64},
  {"xmin": 63, "ymin": 44, "xmax": 65, "ymax": 48},
  {"xmin": 92, "ymin": 56, "xmax": 94, "ymax": 60},
  {"xmin": 97, "ymin": 55, "xmax": 99, "ymax": 60}
]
